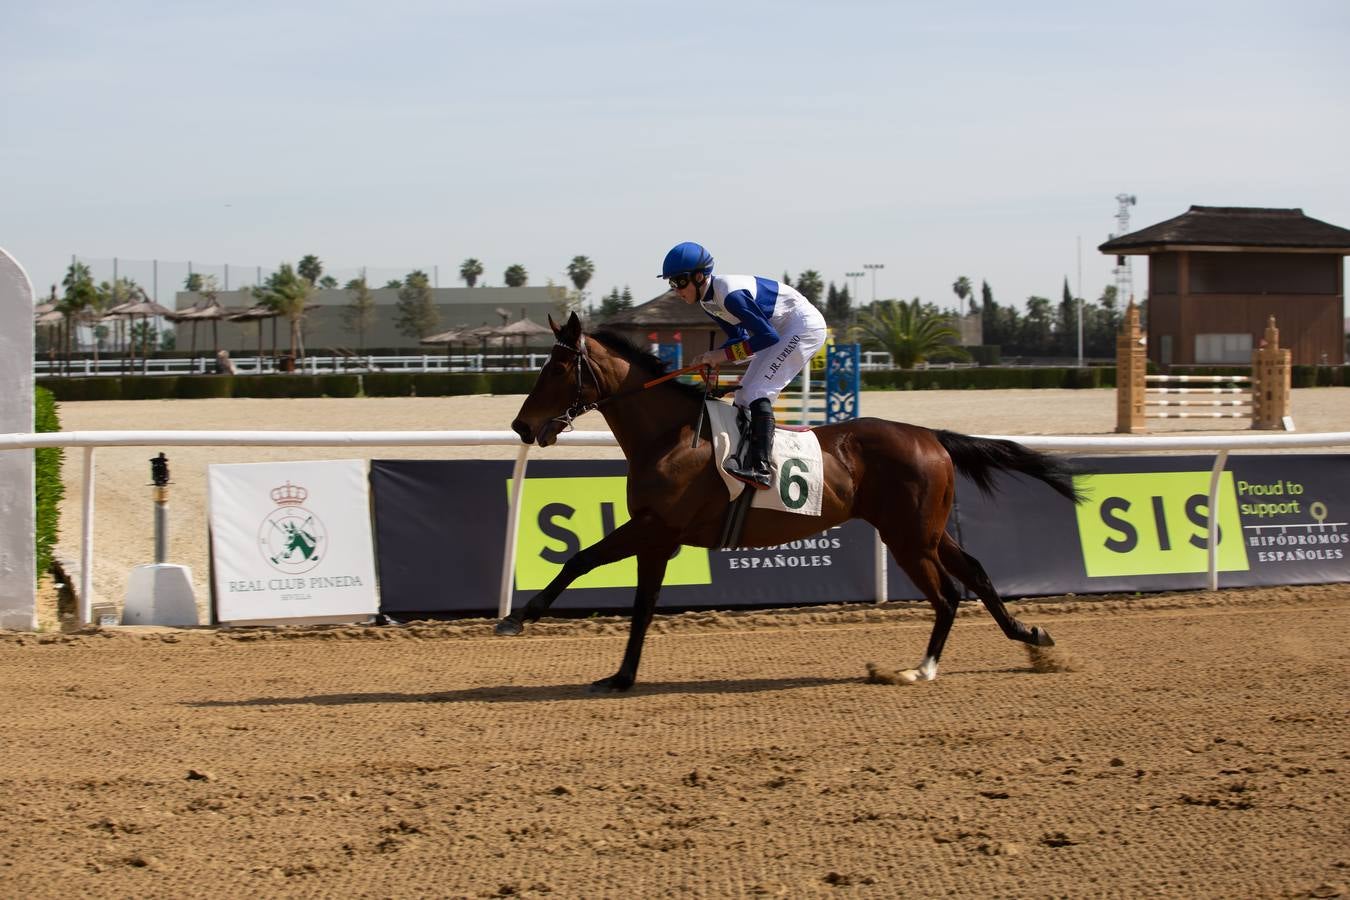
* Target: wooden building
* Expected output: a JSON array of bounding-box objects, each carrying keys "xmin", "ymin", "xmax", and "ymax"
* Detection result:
[
  {"xmin": 596, "ymin": 291, "xmax": 726, "ymax": 362},
  {"xmin": 1099, "ymin": 206, "xmax": 1350, "ymax": 366}
]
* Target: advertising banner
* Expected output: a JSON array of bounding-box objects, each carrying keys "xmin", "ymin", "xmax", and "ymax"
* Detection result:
[
  {"xmin": 944, "ymin": 454, "xmax": 1350, "ymax": 597},
  {"xmin": 370, "ymin": 459, "xmax": 914, "ymax": 616},
  {"xmin": 208, "ymin": 459, "xmax": 380, "ymax": 624},
  {"xmin": 371, "ymin": 454, "xmax": 1349, "ymax": 618}
]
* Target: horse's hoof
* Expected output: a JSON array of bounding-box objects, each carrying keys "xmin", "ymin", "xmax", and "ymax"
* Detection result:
[
  {"xmin": 587, "ymin": 675, "xmax": 633, "ymax": 694},
  {"xmin": 494, "ymin": 618, "xmax": 523, "ymax": 637},
  {"xmin": 1032, "ymin": 626, "xmax": 1055, "ymax": 647}
]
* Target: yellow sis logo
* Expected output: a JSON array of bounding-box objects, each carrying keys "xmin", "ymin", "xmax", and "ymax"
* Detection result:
[
  {"xmin": 1074, "ymin": 471, "xmax": 1251, "ymax": 577},
  {"xmin": 508, "ymin": 476, "xmax": 712, "ymax": 590}
]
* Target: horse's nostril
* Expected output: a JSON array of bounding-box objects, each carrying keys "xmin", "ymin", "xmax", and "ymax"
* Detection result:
[{"xmin": 511, "ymin": 419, "xmax": 533, "ymax": 444}]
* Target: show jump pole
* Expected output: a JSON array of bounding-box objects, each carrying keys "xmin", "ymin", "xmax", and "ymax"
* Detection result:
[{"xmin": 0, "ymin": 247, "xmax": 36, "ymax": 630}]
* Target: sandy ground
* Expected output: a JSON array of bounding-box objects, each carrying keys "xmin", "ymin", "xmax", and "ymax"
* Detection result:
[
  {"xmin": 43, "ymin": 386, "xmax": 1350, "ymax": 623},
  {"xmin": 2, "ymin": 585, "xmax": 1347, "ymax": 898},
  {"xmin": 6, "ymin": 387, "xmax": 1347, "ymax": 897}
]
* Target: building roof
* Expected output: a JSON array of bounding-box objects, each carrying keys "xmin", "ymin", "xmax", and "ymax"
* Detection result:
[
  {"xmin": 597, "ymin": 292, "xmax": 720, "ymax": 329},
  {"xmin": 1099, "ymin": 206, "xmax": 1350, "ymax": 255}
]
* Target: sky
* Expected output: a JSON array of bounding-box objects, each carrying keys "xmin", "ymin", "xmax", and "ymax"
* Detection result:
[{"xmin": 4, "ymin": 0, "xmax": 1348, "ymax": 315}]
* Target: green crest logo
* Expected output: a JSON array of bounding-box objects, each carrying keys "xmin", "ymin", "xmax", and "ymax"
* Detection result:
[{"xmin": 259, "ymin": 481, "xmax": 326, "ymax": 573}]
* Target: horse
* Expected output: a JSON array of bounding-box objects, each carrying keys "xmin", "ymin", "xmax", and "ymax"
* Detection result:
[{"xmin": 497, "ymin": 312, "xmax": 1082, "ymax": 693}]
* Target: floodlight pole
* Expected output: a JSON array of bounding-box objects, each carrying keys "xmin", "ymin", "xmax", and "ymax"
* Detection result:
[{"xmin": 863, "ymin": 263, "xmax": 884, "ymax": 303}]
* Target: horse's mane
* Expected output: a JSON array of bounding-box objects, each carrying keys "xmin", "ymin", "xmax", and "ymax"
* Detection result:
[{"xmin": 590, "ymin": 330, "xmax": 705, "ymax": 400}]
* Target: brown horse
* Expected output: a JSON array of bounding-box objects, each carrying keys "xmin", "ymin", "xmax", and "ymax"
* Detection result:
[{"xmin": 498, "ymin": 312, "xmax": 1082, "ymax": 692}]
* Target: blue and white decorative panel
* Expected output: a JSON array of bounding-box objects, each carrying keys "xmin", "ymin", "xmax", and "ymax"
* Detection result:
[
  {"xmin": 655, "ymin": 342, "xmax": 682, "ymax": 371},
  {"xmin": 826, "ymin": 343, "xmax": 861, "ymax": 424}
]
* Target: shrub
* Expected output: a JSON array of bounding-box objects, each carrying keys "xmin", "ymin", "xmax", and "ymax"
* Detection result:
[
  {"xmin": 363, "ymin": 373, "xmax": 415, "ymax": 397},
  {"xmin": 860, "ymin": 367, "xmax": 1120, "ymax": 391},
  {"xmin": 34, "ymin": 387, "xmax": 63, "ymax": 584},
  {"xmin": 37, "ymin": 377, "xmax": 123, "ymax": 402},
  {"xmin": 122, "ymin": 377, "xmax": 180, "ymax": 400},
  {"xmin": 322, "ymin": 375, "xmax": 362, "ymax": 398},
  {"xmin": 177, "ymin": 376, "xmax": 236, "ymax": 399}
]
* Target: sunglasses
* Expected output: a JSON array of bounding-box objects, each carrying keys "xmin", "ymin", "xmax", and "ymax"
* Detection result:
[{"xmin": 668, "ymin": 274, "xmax": 694, "ymax": 290}]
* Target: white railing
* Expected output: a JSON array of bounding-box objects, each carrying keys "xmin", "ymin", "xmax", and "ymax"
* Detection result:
[
  {"xmin": 3, "ymin": 429, "xmax": 1349, "ymax": 627},
  {"xmin": 33, "ymin": 353, "xmax": 553, "ymax": 377}
]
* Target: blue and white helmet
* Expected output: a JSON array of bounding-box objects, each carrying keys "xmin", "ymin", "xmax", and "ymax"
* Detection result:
[{"xmin": 660, "ymin": 242, "xmax": 714, "ymax": 278}]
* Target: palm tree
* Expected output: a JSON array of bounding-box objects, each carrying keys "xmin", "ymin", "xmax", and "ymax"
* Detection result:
[
  {"xmin": 794, "ymin": 270, "xmax": 824, "ymax": 309},
  {"xmin": 254, "ymin": 263, "xmax": 314, "ymax": 362},
  {"xmin": 59, "ymin": 262, "xmax": 97, "ymax": 371},
  {"xmin": 1021, "ymin": 296, "xmax": 1053, "ymax": 355},
  {"xmin": 853, "ymin": 298, "xmax": 967, "ymax": 369},
  {"xmin": 459, "ymin": 258, "xmax": 484, "ymax": 288},
  {"xmin": 952, "ymin": 276, "xmax": 973, "ymax": 313},
  {"xmin": 566, "ymin": 255, "xmax": 595, "ymax": 298},
  {"xmin": 504, "ymin": 264, "xmax": 528, "ymax": 288}
]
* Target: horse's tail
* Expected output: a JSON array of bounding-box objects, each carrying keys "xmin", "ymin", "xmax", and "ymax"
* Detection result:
[{"xmin": 934, "ymin": 430, "xmax": 1085, "ymax": 503}]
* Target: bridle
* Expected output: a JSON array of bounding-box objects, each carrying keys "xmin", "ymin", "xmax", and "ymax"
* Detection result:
[
  {"xmin": 546, "ymin": 332, "xmax": 720, "ymax": 444},
  {"xmin": 547, "ymin": 333, "xmax": 606, "ymax": 433}
]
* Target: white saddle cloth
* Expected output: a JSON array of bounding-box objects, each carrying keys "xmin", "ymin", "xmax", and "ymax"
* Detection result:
[{"xmin": 705, "ymin": 400, "xmax": 824, "ymax": 517}]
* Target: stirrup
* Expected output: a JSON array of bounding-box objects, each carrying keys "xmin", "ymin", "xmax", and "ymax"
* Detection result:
[{"xmin": 724, "ymin": 459, "xmax": 772, "ymax": 490}]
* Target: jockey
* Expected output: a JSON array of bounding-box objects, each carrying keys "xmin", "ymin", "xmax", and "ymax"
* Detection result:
[{"xmin": 661, "ymin": 241, "xmax": 828, "ymax": 490}]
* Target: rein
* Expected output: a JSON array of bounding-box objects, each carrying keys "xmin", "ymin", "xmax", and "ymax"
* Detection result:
[{"xmin": 547, "ymin": 336, "xmax": 717, "ymax": 435}]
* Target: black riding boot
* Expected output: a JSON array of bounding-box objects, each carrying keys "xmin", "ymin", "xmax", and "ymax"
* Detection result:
[{"xmin": 725, "ymin": 398, "xmax": 775, "ymax": 490}]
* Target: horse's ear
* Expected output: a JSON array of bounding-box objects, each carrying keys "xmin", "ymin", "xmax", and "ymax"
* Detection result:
[
  {"xmin": 559, "ymin": 311, "xmax": 582, "ymax": 342},
  {"xmin": 547, "ymin": 314, "xmax": 560, "ymax": 336}
]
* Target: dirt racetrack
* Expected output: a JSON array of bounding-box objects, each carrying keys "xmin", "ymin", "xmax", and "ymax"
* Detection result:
[{"xmin": 3, "ymin": 585, "xmax": 1348, "ymax": 898}]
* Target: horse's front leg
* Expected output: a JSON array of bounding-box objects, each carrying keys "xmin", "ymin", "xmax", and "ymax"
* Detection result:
[
  {"xmin": 494, "ymin": 518, "xmax": 650, "ymax": 636},
  {"xmin": 589, "ymin": 541, "xmax": 677, "ymax": 694}
]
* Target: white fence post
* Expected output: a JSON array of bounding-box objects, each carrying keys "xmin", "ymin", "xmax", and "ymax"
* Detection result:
[
  {"xmin": 1207, "ymin": 450, "xmax": 1229, "ymax": 592},
  {"xmin": 80, "ymin": 448, "xmax": 96, "ymax": 625},
  {"xmin": 873, "ymin": 528, "xmax": 888, "ymax": 603},
  {"xmin": 498, "ymin": 443, "xmax": 531, "ymax": 618},
  {"xmin": 0, "ymin": 248, "xmax": 35, "ymax": 630}
]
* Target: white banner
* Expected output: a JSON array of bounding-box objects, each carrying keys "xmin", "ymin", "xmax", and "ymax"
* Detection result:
[{"xmin": 208, "ymin": 459, "xmax": 379, "ymax": 624}]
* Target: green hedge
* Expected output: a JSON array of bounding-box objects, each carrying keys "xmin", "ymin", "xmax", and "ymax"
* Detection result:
[
  {"xmin": 36, "ymin": 364, "xmax": 1346, "ymax": 401},
  {"xmin": 861, "ymin": 367, "xmax": 1117, "ymax": 391},
  {"xmin": 34, "ymin": 388, "xmax": 63, "ymax": 585}
]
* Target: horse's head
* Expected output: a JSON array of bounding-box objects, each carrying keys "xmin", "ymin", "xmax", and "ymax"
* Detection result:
[{"xmin": 512, "ymin": 311, "xmax": 607, "ymax": 447}]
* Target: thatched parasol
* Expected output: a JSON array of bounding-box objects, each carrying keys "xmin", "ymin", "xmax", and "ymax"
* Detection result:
[
  {"xmin": 170, "ymin": 298, "xmax": 229, "ymax": 357},
  {"xmin": 419, "ymin": 327, "xmax": 467, "ymax": 344},
  {"xmin": 107, "ymin": 297, "xmax": 178, "ymax": 371},
  {"xmin": 226, "ymin": 304, "xmax": 284, "ymax": 365},
  {"xmin": 495, "ymin": 317, "xmax": 553, "ymax": 366}
]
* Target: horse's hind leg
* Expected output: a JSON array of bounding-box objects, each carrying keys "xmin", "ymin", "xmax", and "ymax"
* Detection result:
[{"xmin": 939, "ymin": 534, "xmax": 1053, "ymax": 647}]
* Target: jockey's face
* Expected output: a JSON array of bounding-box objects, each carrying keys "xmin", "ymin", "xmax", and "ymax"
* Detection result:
[{"xmin": 669, "ymin": 271, "xmax": 705, "ymax": 304}]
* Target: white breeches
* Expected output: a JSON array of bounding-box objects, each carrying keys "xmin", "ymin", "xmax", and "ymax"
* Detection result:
[{"xmin": 734, "ymin": 304, "xmax": 828, "ymax": 407}]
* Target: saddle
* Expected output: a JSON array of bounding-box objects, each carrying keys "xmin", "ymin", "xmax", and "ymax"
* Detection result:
[{"xmin": 702, "ymin": 400, "xmax": 825, "ymax": 547}]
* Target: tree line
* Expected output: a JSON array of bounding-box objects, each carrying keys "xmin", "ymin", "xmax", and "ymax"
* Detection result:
[{"xmin": 46, "ymin": 253, "xmax": 1129, "ymax": 367}]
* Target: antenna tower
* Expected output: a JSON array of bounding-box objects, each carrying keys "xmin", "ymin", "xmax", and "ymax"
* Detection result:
[{"xmin": 1111, "ymin": 193, "xmax": 1137, "ymax": 303}]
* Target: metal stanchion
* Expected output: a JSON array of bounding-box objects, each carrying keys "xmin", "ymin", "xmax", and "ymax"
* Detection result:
[{"xmin": 120, "ymin": 452, "xmax": 199, "ymax": 627}]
